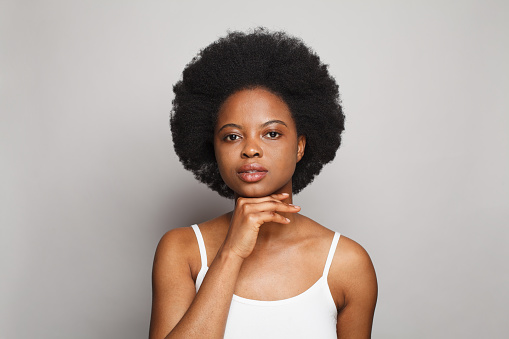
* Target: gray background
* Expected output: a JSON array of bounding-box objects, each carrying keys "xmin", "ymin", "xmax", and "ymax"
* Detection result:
[{"xmin": 1, "ymin": 0, "xmax": 508, "ymax": 338}]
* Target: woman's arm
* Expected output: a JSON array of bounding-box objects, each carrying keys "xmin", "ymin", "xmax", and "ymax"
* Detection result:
[
  {"xmin": 333, "ymin": 237, "xmax": 378, "ymax": 339},
  {"xmin": 149, "ymin": 193, "xmax": 300, "ymax": 339},
  {"xmin": 149, "ymin": 228, "xmax": 243, "ymax": 338}
]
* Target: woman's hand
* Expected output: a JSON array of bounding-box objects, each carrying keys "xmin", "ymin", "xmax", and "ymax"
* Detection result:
[{"xmin": 222, "ymin": 192, "xmax": 301, "ymax": 259}]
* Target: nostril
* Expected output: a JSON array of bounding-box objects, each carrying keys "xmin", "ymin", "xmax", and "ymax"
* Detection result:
[
  {"xmin": 242, "ymin": 144, "xmax": 262, "ymax": 158},
  {"xmin": 242, "ymin": 151, "xmax": 261, "ymax": 158}
]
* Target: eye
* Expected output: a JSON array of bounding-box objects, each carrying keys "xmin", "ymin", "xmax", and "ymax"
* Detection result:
[
  {"xmin": 266, "ymin": 131, "xmax": 281, "ymax": 139},
  {"xmin": 224, "ymin": 134, "xmax": 241, "ymax": 141}
]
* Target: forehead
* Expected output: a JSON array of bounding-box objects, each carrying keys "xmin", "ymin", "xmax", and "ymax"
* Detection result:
[{"xmin": 216, "ymin": 88, "xmax": 295, "ymax": 128}]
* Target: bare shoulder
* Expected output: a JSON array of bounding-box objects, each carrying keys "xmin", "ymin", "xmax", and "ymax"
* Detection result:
[
  {"xmin": 153, "ymin": 226, "xmax": 200, "ymax": 278},
  {"xmin": 296, "ymin": 217, "xmax": 373, "ymax": 278},
  {"xmin": 156, "ymin": 211, "xmax": 230, "ymax": 263},
  {"xmin": 329, "ymin": 234, "xmax": 378, "ymax": 310},
  {"xmin": 154, "ymin": 213, "xmax": 231, "ymax": 275},
  {"xmin": 150, "ymin": 227, "xmax": 203, "ymax": 338},
  {"xmin": 335, "ymin": 236, "xmax": 375, "ymax": 274},
  {"xmin": 157, "ymin": 226, "xmax": 197, "ymax": 251}
]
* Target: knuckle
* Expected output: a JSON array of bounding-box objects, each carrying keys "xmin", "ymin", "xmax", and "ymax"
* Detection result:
[
  {"xmin": 269, "ymin": 201, "xmax": 279, "ymax": 208},
  {"xmin": 246, "ymin": 214, "xmax": 256, "ymax": 223},
  {"xmin": 241, "ymin": 204, "xmax": 250, "ymax": 213}
]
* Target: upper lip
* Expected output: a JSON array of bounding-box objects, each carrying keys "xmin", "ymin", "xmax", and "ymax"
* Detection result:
[{"xmin": 237, "ymin": 163, "xmax": 268, "ymax": 173}]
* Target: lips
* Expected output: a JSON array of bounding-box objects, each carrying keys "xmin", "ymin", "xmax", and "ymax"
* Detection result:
[{"xmin": 237, "ymin": 163, "xmax": 268, "ymax": 183}]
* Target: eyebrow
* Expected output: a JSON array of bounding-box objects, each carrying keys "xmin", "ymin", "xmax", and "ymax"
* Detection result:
[
  {"xmin": 217, "ymin": 120, "xmax": 288, "ymax": 133},
  {"xmin": 262, "ymin": 120, "xmax": 288, "ymax": 128}
]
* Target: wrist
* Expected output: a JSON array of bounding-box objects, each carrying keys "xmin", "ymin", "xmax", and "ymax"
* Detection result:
[{"xmin": 217, "ymin": 244, "xmax": 245, "ymax": 266}]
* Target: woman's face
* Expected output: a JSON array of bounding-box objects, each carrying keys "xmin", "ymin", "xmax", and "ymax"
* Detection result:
[{"xmin": 214, "ymin": 88, "xmax": 306, "ymax": 198}]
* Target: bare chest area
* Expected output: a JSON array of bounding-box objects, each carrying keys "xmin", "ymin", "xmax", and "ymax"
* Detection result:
[{"xmin": 233, "ymin": 240, "xmax": 329, "ymax": 301}]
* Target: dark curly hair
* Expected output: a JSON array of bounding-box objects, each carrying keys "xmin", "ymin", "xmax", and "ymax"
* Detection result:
[{"xmin": 170, "ymin": 28, "xmax": 344, "ymax": 198}]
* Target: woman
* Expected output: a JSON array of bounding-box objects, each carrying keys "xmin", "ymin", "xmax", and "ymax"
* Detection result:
[{"xmin": 150, "ymin": 28, "xmax": 377, "ymax": 338}]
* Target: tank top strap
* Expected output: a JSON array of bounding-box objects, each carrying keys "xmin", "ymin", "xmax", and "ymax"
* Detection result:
[
  {"xmin": 322, "ymin": 232, "xmax": 340, "ymax": 278},
  {"xmin": 191, "ymin": 224, "xmax": 208, "ymax": 269}
]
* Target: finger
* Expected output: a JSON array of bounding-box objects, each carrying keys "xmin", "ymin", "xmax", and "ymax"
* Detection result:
[
  {"xmin": 236, "ymin": 194, "xmax": 288, "ymax": 206},
  {"xmin": 269, "ymin": 192, "xmax": 290, "ymax": 200},
  {"xmin": 251, "ymin": 211, "xmax": 292, "ymax": 226},
  {"xmin": 246, "ymin": 200, "xmax": 301, "ymax": 214}
]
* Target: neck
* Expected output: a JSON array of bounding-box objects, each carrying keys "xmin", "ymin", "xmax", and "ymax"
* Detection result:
[{"xmin": 257, "ymin": 213, "xmax": 302, "ymax": 243}]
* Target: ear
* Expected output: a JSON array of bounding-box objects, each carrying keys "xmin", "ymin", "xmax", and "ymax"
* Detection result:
[{"xmin": 296, "ymin": 135, "xmax": 306, "ymax": 163}]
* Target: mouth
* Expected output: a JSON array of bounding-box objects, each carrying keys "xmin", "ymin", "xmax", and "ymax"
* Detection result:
[{"xmin": 237, "ymin": 164, "xmax": 268, "ymax": 183}]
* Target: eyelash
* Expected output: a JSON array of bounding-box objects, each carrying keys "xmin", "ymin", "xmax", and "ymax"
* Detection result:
[
  {"xmin": 224, "ymin": 134, "xmax": 241, "ymax": 141},
  {"xmin": 265, "ymin": 131, "xmax": 281, "ymax": 139},
  {"xmin": 222, "ymin": 131, "xmax": 282, "ymax": 141}
]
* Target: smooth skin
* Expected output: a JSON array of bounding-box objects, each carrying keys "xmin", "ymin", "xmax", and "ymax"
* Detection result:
[{"xmin": 149, "ymin": 88, "xmax": 377, "ymax": 338}]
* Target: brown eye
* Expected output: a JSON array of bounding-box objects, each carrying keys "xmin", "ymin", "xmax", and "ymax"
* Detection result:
[
  {"xmin": 266, "ymin": 131, "xmax": 281, "ymax": 138},
  {"xmin": 225, "ymin": 134, "xmax": 240, "ymax": 141}
]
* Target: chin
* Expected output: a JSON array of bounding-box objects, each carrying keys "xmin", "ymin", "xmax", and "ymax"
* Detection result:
[
  {"xmin": 235, "ymin": 189, "xmax": 269, "ymax": 199},
  {"xmin": 228, "ymin": 183, "xmax": 267, "ymax": 198},
  {"xmin": 233, "ymin": 182, "xmax": 291, "ymax": 199}
]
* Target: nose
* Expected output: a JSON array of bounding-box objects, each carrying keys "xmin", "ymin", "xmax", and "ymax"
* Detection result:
[{"xmin": 241, "ymin": 138, "xmax": 262, "ymax": 158}]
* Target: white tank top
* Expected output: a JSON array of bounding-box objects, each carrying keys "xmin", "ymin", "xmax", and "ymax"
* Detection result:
[{"xmin": 191, "ymin": 224, "xmax": 340, "ymax": 338}]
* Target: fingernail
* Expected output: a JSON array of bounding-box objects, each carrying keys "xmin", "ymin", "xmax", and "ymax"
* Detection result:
[
  {"xmin": 285, "ymin": 218, "xmax": 291, "ymax": 222},
  {"xmin": 281, "ymin": 193, "xmax": 289, "ymax": 196}
]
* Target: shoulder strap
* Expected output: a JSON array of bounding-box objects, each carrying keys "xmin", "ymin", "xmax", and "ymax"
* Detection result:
[
  {"xmin": 322, "ymin": 232, "xmax": 341, "ymax": 278},
  {"xmin": 191, "ymin": 224, "xmax": 208, "ymax": 269}
]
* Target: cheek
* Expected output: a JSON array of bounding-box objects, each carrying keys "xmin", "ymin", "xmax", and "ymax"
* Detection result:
[
  {"xmin": 272, "ymin": 141, "xmax": 299, "ymax": 171},
  {"xmin": 214, "ymin": 144, "xmax": 235, "ymax": 178},
  {"xmin": 281, "ymin": 139, "xmax": 299, "ymax": 159}
]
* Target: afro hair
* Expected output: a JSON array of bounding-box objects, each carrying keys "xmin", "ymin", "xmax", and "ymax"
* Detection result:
[{"xmin": 170, "ymin": 28, "xmax": 345, "ymax": 198}]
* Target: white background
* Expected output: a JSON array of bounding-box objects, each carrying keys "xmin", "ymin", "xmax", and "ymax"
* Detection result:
[{"xmin": 1, "ymin": 1, "xmax": 508, "ymax": 338}]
